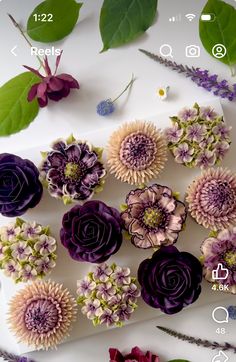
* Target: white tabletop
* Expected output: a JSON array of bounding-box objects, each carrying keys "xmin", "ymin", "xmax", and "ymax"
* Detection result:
[{"xmin": 0, "ymin": 1, "xmax": 236, "ymax": 361}]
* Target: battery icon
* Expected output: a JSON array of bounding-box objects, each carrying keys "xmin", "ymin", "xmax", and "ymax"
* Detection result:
[{"xmin": 201, "ymin": 13, "xmax": 215, "ymax": 22}]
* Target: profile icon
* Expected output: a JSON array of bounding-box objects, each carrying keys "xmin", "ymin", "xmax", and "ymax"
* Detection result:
[{"xmin": 212, "ymin": 44, "xmax": 227, "ymax": 59}]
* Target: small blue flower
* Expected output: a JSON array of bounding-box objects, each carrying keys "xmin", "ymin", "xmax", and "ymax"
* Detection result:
[
  {"xmin": 228, "ymin": 306, "xmax": 236, "ymax": 320},
  {"xmin": 96, "ymin": 99, "xmax": 115, "ymax": 116}
]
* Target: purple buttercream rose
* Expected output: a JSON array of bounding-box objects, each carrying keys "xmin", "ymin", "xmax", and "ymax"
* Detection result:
[
  {"xmin": 60, "ymin": 200, "xmax": 123, "ymax": 263},
  {"xmin": 0, "ymin": 154, "xmax": 43, "ymax": 217},
  {"xmin": 138, "ymin": 246, "xmax": 203, "ymax": 315}
]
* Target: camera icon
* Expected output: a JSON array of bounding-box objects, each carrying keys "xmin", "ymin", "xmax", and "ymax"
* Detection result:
[{"xmin": 185, "ymin": 45, "xmax": 200, "ymax": 58}]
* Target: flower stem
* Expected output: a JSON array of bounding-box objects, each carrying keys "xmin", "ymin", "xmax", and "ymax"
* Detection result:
[
  {"xmin": 8, "ymin": 14, "xmax": 44, "ymax": 68},
  {"xmin": 112, "ymin": 74, "xmax": 135, "ymax": 103}
]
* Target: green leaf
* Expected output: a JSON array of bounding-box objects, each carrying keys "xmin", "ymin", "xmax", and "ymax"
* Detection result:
[
  {"xmin": 100, "ymin": 0, "xmax": 158, "ymax": 52},
  {"xmin": 0, "ymin": 72, "xmax": 39, "ymax": 136},
  {"xmin": 27, "ymin": 0, "xmax": 83, "ymax": 43},
  {"xmin": 199, "ymin": 0, "xmax": 236, "ymax": 72}
]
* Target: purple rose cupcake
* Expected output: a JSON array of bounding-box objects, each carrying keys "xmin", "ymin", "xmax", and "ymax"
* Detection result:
[
  {"xmin": 60, "ymin": 200, "xmax": 123, "ymax": 263},
  {"xmin": 0, "ymin": 153, "xmax": 43, "ymax": 217},
  {"xmin": 39, "ymin": 135, "xmax": 106, "ymax": 205},
  {"xmin": 138, "ymin": 246, "xmax": 203, "ymax": 314}
]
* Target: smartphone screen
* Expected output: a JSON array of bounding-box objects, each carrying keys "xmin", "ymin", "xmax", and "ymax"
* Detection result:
[{"xmin": 0, "ymin": 1, "xmax": 236, "ymax": 362}]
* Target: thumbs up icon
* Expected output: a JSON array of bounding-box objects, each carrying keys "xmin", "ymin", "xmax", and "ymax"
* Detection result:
[
  {"xmin": 211, "ymin": 350, "xmax": 228, "ymax": 362},
  {"xmin": 212, "ymin": 263, "xmax": 229, "ymax": 280}
]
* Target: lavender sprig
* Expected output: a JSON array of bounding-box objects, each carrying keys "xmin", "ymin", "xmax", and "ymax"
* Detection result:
[
  {"xmin": 0, "ymin": 348, "xmax": 35, "ymax": 362},
  {"xmin": 139, "ymin": 49, "xmax": 236, "ymax": 101},
  {"xmin": 157, "ymin": 326, "xmax": 236, "ymax": 353}
]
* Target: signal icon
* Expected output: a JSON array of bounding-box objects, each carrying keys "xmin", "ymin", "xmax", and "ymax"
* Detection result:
[
  {"xmin": 185, "ymin": 13, "xmax": 196, "ymax": 21},
  {"xmin": 169, "ymin": 14, "xmax": 181, "ymax": 22}
]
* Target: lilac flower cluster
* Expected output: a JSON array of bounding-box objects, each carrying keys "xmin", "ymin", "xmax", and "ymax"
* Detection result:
[
  {"xmin": 139, "ymin": 49, "xmax": 236, "ymax": 101},
  {"xmin": 77, "ymin": 263, "xmax": 140, "ymax": 327},
  {"xmin": 0, "ymin": 218, "xmax": 56, "ymax": 283},
  {"xmin": 165, "ymin": 103, "xmax": 231, "ymax": 169}
]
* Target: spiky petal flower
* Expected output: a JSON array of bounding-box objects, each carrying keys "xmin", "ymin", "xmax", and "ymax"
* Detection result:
[
  {"xmin": 40, "ymin": 135, "xmax": 106, "ymax": 205},
  {"xmin": 186, "ymin": 168, "xmax": 236, "ymax": 230},
  {"xmin": 201, "ymin": 228, "xmax": 236, "ymax": 294},
  {"xmin": 0, "ymin": 218, "xmax": 57, "ymax": 283},
  {"xmin": 121, "ymin": 184, "xmax": 187, "ymax": 248},
  {"xmin": 165, "ymin": 103, "xmax": 231, "ymax": 169},
  {"xmin": 107, "ymin": 121, "xmax": 167, "ymax": 185},
  {"xmin": 77, "ymin": 263, "xmax": 140, "ymax": 327},
  {"xmin": 8, "ymin": 281, "xmax": 77, "ymax": 350}
]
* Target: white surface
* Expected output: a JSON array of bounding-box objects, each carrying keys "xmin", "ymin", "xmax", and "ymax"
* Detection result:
[{"xmin": 0, "ymin": 0, "xmax": 236, "ymax": 361}]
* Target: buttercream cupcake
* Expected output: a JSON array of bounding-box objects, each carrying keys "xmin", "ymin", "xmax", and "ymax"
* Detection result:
[
  {"xmin": 121, "ymin": 184, "xmax": 187, "ymax": 248},
  {"xmin": 39, "ymin": 135, "xmax": 106, "ymax": 205},
  {"xmin": 201, "ymin": 228, "xmax": 236, "ymax": 294},
  {"xmin": 107, "ymin": 121, "xmax": 167, "ymax": 185},
  {"xmin": 165, "ymin": 104, "xmax": 231, "ymax": 169},
  {"xmin": 0, "ymin": 218, "xmax": 56, "ymax": 282},
  {"xmin": 77, "ymin": 263, "xmax": 140, "ymax": 327},
  {"xmin": 60, "ymin": 200, "xmax": 123, "ymax": 263},
  {"xmin": 8, "ymin": 280, "xmax": 77, "ymax": 350},
  {"xmin": 186, "ymin": 168, "xmax": 236, "ymax": 230}
]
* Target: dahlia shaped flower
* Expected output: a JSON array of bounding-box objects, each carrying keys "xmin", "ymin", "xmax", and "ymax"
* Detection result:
[
  {"xmin": 40, "ymin": 135, "xmax": 106, "ymax": 205},
  {"xmin": 165, "ymin": 104, "xmax": 231, "ymax": 169},
  {"xmin": 0, "ymin": 153, "xmax": 43, "ymax": 217},
  {"xmin": 186, "ymin": 168, "xmax": 236, "ymax": 230},
  {"xmin": 121, "ymin": 184, "xmax": 187, "ymax": 248},
  {"xmin": 77, "ymin": 263, "xmax": 140, "ymax": 327},
  {"xmin": 60, "ymin": 200, "xmax": 123, "ymax": 263},
  {"xmin": 138, "ymin": 246, "xmax": 203, "ymax": 314},
  {"xmin": 107, "ymin": 121, "xmax": 167, "ymax": 185},
  {"xmin": 8, "ymin": 281, "xmax": 77, "ymax": 350},
  {"xmin": 201, "ymin": 228, "xmax": 236, "ymax": 294},
  {"xmin": 109, "ymin": 346, "xmax": 160, "ymax": 362},
  {"xmin": 0, "ymin": 218, "xmax": 56, "ymax": 283}
]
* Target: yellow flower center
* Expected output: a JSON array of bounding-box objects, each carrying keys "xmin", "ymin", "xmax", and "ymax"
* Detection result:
[
  {"xmin": 224, "ymin": 251, "xmax": 236, "ymax": 267},
  {"xmin": 143, "ymin": 207, "xmax": 163, "ymax": 228},
  {"xmin": 158, "ymin": 89, "xmax": 165, "ymax": 96},
  {"xmin": 64, "ymin": 162, "xmax": 81, "ymax": 180}
]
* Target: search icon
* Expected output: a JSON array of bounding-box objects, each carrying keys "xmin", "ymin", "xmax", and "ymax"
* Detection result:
[{"xmin": 160, "ymin": 44, "xmax": 173, "ymax": 58}]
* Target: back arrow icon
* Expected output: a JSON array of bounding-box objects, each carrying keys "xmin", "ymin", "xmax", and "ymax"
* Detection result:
[{"xmin": 11, "ymin": 45, "xmax": 18, "ymax": 56}]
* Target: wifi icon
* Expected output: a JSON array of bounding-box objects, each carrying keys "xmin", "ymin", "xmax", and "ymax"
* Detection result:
[{"xmin": 185, "ymin": 13, "xmax": 196, "ymax": 21}]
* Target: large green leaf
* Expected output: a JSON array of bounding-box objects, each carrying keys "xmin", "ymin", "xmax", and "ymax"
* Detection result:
[
  {"xmin": 100, "ymin": 0, "xmax": 158, "ymax": 52},
  {"xmin": 199, "ymin": 0, "xmax": 236, "ymax": 71},
  {"xmin": 27, "ymin": 0, "xmax": 83, "ymax": 43},
  {"xmin": 0, "ymin": 72, "xmax": 39, "ymax": 136}
]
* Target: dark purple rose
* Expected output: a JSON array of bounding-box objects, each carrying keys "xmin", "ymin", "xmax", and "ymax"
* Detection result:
[
  {"xmin": 138, "ymin": 246, "xmax": 203, "ymax": 315},
  {"xmin": 24, "ymin": 51, "xmax": 79, "ymax": 108},
  {"xmin": 109, "ymin": 346, "xmax": 160, "ymax": 362},
  {"xmin": 0, "ymin": 153, "xmax": 43, "ymax": 217},
  {"xmin": 60, "ymin": 200, "xmax": 123, "ymax": 263}
]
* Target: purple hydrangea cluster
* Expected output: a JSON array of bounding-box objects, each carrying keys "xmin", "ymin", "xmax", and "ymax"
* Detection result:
[
  {"xmin": 77, "ymin": 263, "xmax": 140, "ymax": 327},
  {"xmin": 165, "ymin": 104, "xmax": 231, "ymax": 169},
  {"xmin": 0, "ymin": 218, "xmax": 56, "ymax": 283}
]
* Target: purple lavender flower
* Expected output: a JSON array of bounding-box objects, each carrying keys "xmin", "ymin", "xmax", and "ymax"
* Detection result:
[
  {"xmin": 122, "ymin": 283, "xmax": 140, "ymax": 303},
  {"xmin": 19, "ymin": 264, "xmax": 37, "ymax": 282},
  {"xmin": 34, "ymin": 256, "xmax": 56, "ymax": 274},
  {"xmin": 139, "ymin": 49, "xmax": 236, "ymax": 101},
  {"xmin": 114, "ymin": 304, "xmax": 134, "ymax": 322},
  {"xmin": 11, "ymin": 242, "xmax": 32, "ymax": 261},
  {"xmin": 97, "ymin": 99, "xmax": 115, "ymax": 116},
  {"xmin": 77, "ymin": 277, "xmax": 96, "ymax": 297},
  {"xmin": 96, "ymin": 282, "xmax": 116, "ymax": 300},
  {"xmin": 81, "ymin": 299, "xmax": 103, "ymax": 320},
  {"xmin": 178, "ymin": 107, "xmax": 198, "ymax": 122},
  {"xmin": 195, "ymin": 150, "xmax": 216, "ymax": 169},
  {"xmin": 100, "ymin": 308, "xmax": 119, "ymax": 326},
  {"xmin": 213, "ymin": 124, "xmax": 231, "ymax": 140},
  {"xmin": 93, "ymin": 264, "xmax": 112, "ymax": 282},
  {"xmin": 165, "ymin": 125, "xmax": 183, "ymax": 143},
  {"xmin": 111, "ymin": 266, "xmax": 131, "ymax": 286},
  {"xmin": 186, "ymin": 124, "xmax": 206, "ymax": 142},
  {"xmin": 34, "ymin": 235, "xmax": 56, "ymax": 255},
  {"xmin": 200, "ymin": 106, "xmax": 218, "ymax": 121},
  {"xmin": 173, "ymin": 143, "xmax": 194, "ymax": 163},
  {"xmin": 215, "ymin": 141, "xmax": 230, "ymax": 160}
]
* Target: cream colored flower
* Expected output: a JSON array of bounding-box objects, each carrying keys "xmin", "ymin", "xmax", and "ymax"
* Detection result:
[{"xmin": 107, "ymin": 120, "xmax": 167, "ymax": 185}]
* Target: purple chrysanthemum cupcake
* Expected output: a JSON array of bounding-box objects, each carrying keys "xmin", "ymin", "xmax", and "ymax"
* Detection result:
[
  {"xmin": 0, "ymin": 153, "xmax": 43, "ymax": 217},
  {"xmin": 60, "ymin": 200, "xmax": 123, "ymax": 263},
  {"xmin": 165, "ymin": 104, "xmax": 231, "ymax": 169},
  {"xmin": 77, "ymin": 263, "xmax": 140, "ymax": 327},
  {"xmin": 39, "ymin": 135, "xmax": 106, "ymax": 205},
  {"xmin": 186, "ymin": 168, "xmax": 236, "ymax": 230},
  {"xmin": 201, "ymin": 228, "xmax": 236, "ymax": 294},
  {"xmin": 121, "ymin": 184, "xmax": 187, "ymax": 248}
]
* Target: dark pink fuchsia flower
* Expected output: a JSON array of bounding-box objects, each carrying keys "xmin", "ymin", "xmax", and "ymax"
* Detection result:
[
  {"xmin": 109, "ymin": 346, "xmax": 159, "ymax": 362},
  {"xmin": 24, "ymin": 52, "xmax": 79, "ymax": 107}
]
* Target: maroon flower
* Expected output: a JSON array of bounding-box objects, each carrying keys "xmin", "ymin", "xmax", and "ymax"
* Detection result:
[
  {"xmin": 109, "ymin": 346, "xmax": 159, "ymax": 362},
  {"xmin": 24, "ymin": 52, "xmax": 79, "ymax": 107}
]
